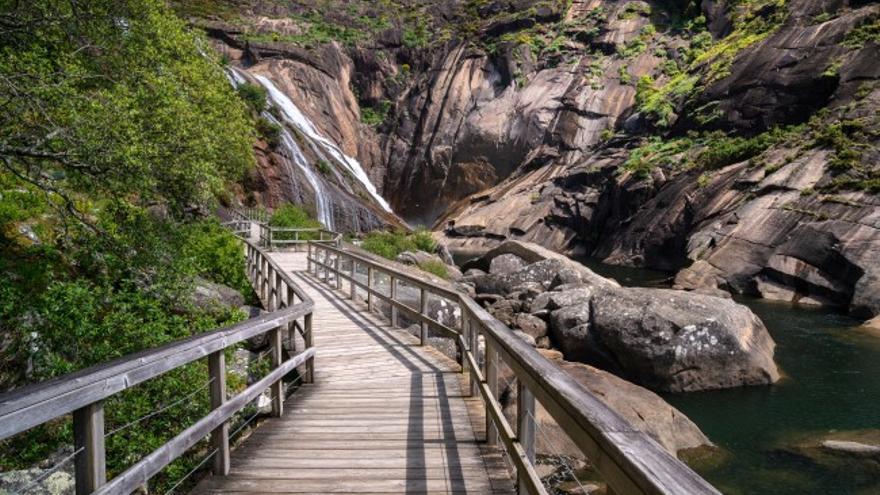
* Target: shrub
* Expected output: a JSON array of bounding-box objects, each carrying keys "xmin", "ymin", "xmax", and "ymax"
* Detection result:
[
  {"xmin": 361, "ymin": 228, "xmax": 436, "ymax": 260},
  {"xmin": 418, "ymin": 260, "xmax": 449, "ymax": 279},
  {"xmin": 270, "ymin": 204, "xmax": 322, "ymax": 241},
  {"xmin": 256, "ymin": 117, "xmax": 282, "ymax": 148},
  {"xmin": 270, "ymin": 204, "xmax": 322, "ymax": 229},
  {"xmin": 237, "ymin": 83, "xmax": 268, "ymax": 113}
]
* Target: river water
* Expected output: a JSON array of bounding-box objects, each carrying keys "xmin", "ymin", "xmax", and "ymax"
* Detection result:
[{"xmin": 577, "ymin": 259, "xmax": 880, "ymax": 495}]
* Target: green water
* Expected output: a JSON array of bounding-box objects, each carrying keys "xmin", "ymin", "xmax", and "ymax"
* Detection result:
[{"xmin": 578, "ymin": 259, "xmax": 880, "ymax": 494}]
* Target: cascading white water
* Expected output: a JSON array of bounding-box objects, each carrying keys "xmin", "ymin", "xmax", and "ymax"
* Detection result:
[
  {"xmin": 268, "ymin": 114, "xmax": 336, "ymax": 229},
  {"xmin": 253, "ymin": 75, "xmax": 392, "ymax": 213},
  {"xmin": 226, "ymin": 67, "xmax": 334, "ymax": 229}
]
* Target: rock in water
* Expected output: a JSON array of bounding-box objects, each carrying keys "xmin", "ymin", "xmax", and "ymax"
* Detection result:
[
  {"xmin": 473, "ymin": 241, "xmax": 780, "ymax": 392},
  {"xmin": 587, "ymin": 288, "xmax": 780, "ymax": 392}
]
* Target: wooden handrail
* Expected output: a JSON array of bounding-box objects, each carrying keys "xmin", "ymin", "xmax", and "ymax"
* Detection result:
[
  {"xmin": 308, "ymin": 242, "xmax": 721, "ymax": 495},
  {"xmin": 0, "ymin": 238, "xmax": 316, "ymax": 494},
  {"xmin": 258, "ymin": 224, "xmax": 342, "ymax": 251}
]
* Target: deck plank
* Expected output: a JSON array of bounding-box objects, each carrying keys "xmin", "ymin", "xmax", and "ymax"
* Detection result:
[{"xmin": 193, "ymin": 251, "xmax": 514, "ymax": 494}]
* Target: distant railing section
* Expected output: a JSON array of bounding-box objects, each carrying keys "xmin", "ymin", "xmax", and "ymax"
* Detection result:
[
  {"xmin": 258, "ymin": 224, "xmax": 341, "ymax": 250},
  {"xmin": 221, "ymin": 219, "xmax": 251, "ymax": 238},
  {"xmin": 231, "ymin": 207, "xmax": 268, "ymax": 224},
  {"xmin": 0, "ymin": 240, "xmax": 316, "ymax": 495},
  {"xmin": 307, "ymin": 243, "xmax": 721, "ymax": 495}
]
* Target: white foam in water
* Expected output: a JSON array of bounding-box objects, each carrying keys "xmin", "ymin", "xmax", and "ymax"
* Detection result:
[{"xmin": 254, "ymin": 75, "xmax": 393, "ymax": 213}]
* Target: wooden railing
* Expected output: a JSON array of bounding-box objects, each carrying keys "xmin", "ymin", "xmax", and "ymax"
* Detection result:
[
  {"xmin": 0, "ymin": 240, "xmax": 315, "ymax": 495},
  {"xmin": 258, "ymin": 223, "xmax": 341, "ymax": 250},
  {"xmin": 307, "ymin": 243, "xmax": 721, "ymax": 495},
  {"xmin": 231, "ymin": 207, "xmax": 268, "ymax": 224},
  {"xmin": 221, "ymin": 219, "xmax": 250, "ymax": 238}
]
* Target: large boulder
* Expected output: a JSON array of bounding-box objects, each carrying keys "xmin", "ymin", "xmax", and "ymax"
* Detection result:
[
  {"xmin": 468, "ymin": 240, "xmax": 620, "ymax": 290},
  {"xmin": 501, "ymin": 350, "xmax": 713, "ymax": 458},
  {"xmin": 189, "ymin": 278, "xmax": 245, "ymax": 314},
  {"xmin": 585, "ymin": 288, "xmax": 780, "ymax": 392},
  {"xmin": 471, "ymin": 242, "xmax": 780, "ymax": 392},
  {"xmin": 489, "ymin": 253, "xmax": 527, "ymax": 275}
]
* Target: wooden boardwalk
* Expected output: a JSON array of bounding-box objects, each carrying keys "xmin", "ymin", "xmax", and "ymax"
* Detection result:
[{"xmin": 194, "ymin": 252, "xmax": 514, "ymax": 494}]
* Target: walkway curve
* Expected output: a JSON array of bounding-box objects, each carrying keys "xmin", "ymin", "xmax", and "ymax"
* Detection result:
[{"xmin": 193, "ymin": 251, "xmax": 514, "ymax": 494}]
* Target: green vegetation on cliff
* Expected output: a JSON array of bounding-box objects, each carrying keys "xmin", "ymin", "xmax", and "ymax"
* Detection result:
[
  {"xmin": 0, "ymin": 0, "xmax": 259, "ymax": 490},
  {"xmin": 361, "ymin": 229, "xmax": 448, "ymax": 278}
]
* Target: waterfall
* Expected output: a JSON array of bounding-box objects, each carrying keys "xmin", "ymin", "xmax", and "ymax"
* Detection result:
[
  {"xmin": 268, "ymin": 114, "xmax": 336, "ymax": 230},
  {"xmin": 253, "ymin": 75, "xmax": 392, "ymax": 213},
  {"xmin": 226, "ymin": 67, "xmax": 334, "ymax": 229}
]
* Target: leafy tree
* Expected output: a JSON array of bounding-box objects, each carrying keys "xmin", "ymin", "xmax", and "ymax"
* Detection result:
[{"xmin": 0, "ymin": 0, "xmax": 255, "ymax": 218}]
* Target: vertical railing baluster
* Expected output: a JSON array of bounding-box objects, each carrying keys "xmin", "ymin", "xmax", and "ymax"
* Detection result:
[
  {"xmin": 73, "ymin": 401, "xmax": 106, "ymax": 495},
  {"xmin": 304, "ymin": 313, "xmax": 314, "ymax": 383},
  {"xmin": 269, "ymin": 325, "xmax": 283, "ymax": 417},
  {"xmin": 516, "ymin": 380, "xmax": 536, "ymax": 495},
  {"xmin": 390, "ymin": 276, "xmax": 398, "ymax": 328},
  {"xmin": 470, "ymin": 315, "xmax": 479, "ymax": 397},
  {"xmin": 208, "ymin": 351, "xmax": 230, "ymax": 475},
  {"xmin": 349, "ymin": 258, "xmax": 356, "ymax": 299},
  {"xmin": 287, "ymin": 285, "xmax": 296, "ymax": 352},
  {"xmin": 460, "ymin": 313, "xmax": 469, "ymax": 376},
  {"xmin": 367, "ymin": 267, "xmax": 374, "ymax": 312},
  {"xmin": 307, "ymin": 243, "xmax": 313, "ymax": 273},
  {"xmin": 419, "ymin": 287, "xmax": 427, "ymax": 346},
  {"xmin": 485, "ymin": 338, "xmax": 498, "ymax": 446},
  {"xmin": 335, "ymin": 254, "xmax": 341, "ymax": 290}
]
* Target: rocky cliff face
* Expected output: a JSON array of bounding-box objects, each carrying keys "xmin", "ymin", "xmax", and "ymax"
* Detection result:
[{"xmin": 186, "ymin": 0, "xmax": 879, "ymax": 317}]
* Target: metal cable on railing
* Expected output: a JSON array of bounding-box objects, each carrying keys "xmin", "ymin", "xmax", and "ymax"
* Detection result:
[
  {"xmin": 104, "ymin": 378, "xmax": 216, "ymax": 438},
  {"xmin": 527, "ymin": 409, "xmax": 590, "ymax": 494},
  {"xmin": 9, "ymin": 447, "xmax": 84, "ymax": 495},
  {"xmin": 162, "ymin": 448, "xmax": 218, "ymax": 495}
]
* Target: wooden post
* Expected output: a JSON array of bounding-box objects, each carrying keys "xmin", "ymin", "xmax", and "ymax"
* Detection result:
[
  {"xmin": 73, "ymin": 401, "xmax": 106, "ymax": 495},
  {"xmin": 307, "ymin": 243, "xmax": 312, "ymax": 273},
  {"xmin": 460, "ymin": 314, "xmax": 469, "ymax": 375},
  {"xmin": 349, "ymin": 258, "xmax": 356, "ymax": 299},
  {"xmin": 390, "ymin": 276, "xmax": 398, "ymax": 328},
  {"xmin": 260, "ymin": 258, "xmax": 268, "ymax": 304},
  {"xmin": 267, "ymin": 266, "xmax": 276, "ymax": 312},
  {"xmin": 470, "ymin": 321, "xmax": 479, "ymax": 397},
  {"xmin": 287, "ymin": 285, "xmax": 296, "ymax": 351},
  {"xmin": 335, "ymin": 254, "xmax": 341, "ymax": 290},
  {"xmin": 367, "ymin": 267, "xmax": 374, "ymax": 312},
  {"xmin": 485, "ymin": 341, "xmax": 498, "ymax": 446},
  {"xmin": 270, "ymin": 326, "xmax": 283, "ymax": 417},
  {"xmin": 304, "ymin": 313, "xmax": 314, "ymax": 384},
  {"xmin": 516, "ymin": 380, "xmax": 536, "ymax": 495},
  {"xmin": 268, "ymin": 227, "xmax": 273, "ymax": 251},
  {"xmin": 208, "ymin": 351, "xmax": 230, "ymax": 475},
  {"xmin": 419, "ymin": 287, "xmax": 427, "ymax": 346},
  {"xmin": 294, "ymin": 230, "xmax": 299, "ymax": 251}
]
